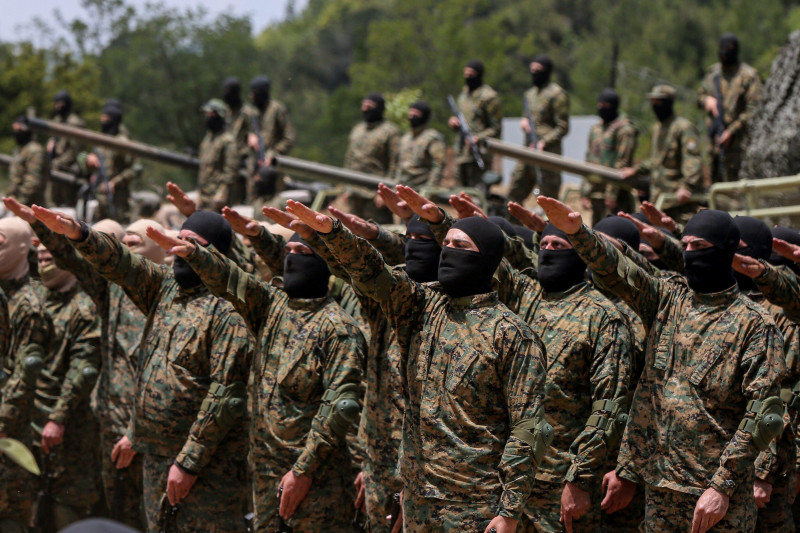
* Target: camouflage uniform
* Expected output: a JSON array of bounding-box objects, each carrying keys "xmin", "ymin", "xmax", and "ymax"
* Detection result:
[
  {"xmin": 569, "ymin": 225, "xmax": 785, "ymax": 531},
  {"xmin": 582, "ymin": 115, "xmax": 638, "ymax": 225},
  {"xmin": 317, "ymin": 221, "xmax": 548, "ymax": 532},
  {"xmin": 72, "ymin": 226, "xmax": 253, "ymax": 532},
  {"xmin": 454, "ymin": 84, "xmax": 502, "ymax": 187},
  {"xmin": 753, "ymin": 262, "xmax": 800, "ymax": 323},
  {"xmin": 0, "ymin": 276, "xmax": 53, "ymax": 529},
  {"xmin": 92, "ymin": 124, "xmax": 139, "ymax": 223},
  {"xmin": 344, "ymin": 119, "xmax": 400, "ymax": 222},
  {"xmin": 7, "ymin": 141, "xmax": 47, "ymax": 207},
  {"xmin": 248, "ymin": 100, "xmax": 295, "ymax": 205},
  {"xmin": 697, "ymin": 62, "xmax": 763, "ymax": 183},
  {"xmin": 49, "ymin": 112, "xmax": 86, "ymax": 207},
  {"xmin": 31, "ymin": 284, "xmax": 102, "ymax": 526},
  {"xmin": 510, "ymin": 82, "xmax": 570, "ymax": 201},
  {"xmin": 182, "ymin": 239, "xmax": 366, "ymax": 532},
  {"xmin": 225, "ymin": 103, "xmax": 259, "ymax": 205},
  {"xmin": 32, "ymin": 221, "xmax": 145, "ymax": 528},
  {"xmin": 394, "ymin": 127, "xmax": 446, "ymax": 187},
  {"xmin": 196, "ymin": 129, "xmax": 239, "ymax": 212}
]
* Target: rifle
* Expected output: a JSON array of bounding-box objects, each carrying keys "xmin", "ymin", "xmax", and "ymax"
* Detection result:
[
  {"xmin": 710, "ymin": 74, "xmax": 726, "ymax": 181},
  {"xmin": 111, "ymin": 467, "xmax": 127, "ymax": 521},
  {"xmin": 276, "ymin": 486, "xmax": 293, "ymax": 533},
  {"xmin": 447, "ymin": 95, "xmax": 485, "ymax": 170},
  {"xmin": 352, "ymin": 507, "xmax": 367, "ymax": 533},
  {"xmin": 522, "ymin": 96, "xmax": 544, "ymax": 184},
  {"xmin": 156, "ymin": 494, "xmax": 179, "ymax": 533},
  {"xmin": 34, "ymin": 452, "xmax": 56, "ymax": 533},
  {"xmin": 388, "ymin": 492, "xmax": 401, "ymax": 530}
]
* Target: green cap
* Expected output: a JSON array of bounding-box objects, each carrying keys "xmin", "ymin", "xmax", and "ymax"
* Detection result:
[
  {"xmin": 201, "ymin": 98, "xmax": 229, "ymax": 116},
  {"xmin": 646, "ymin": 84, "xmax": 677, "ymax": 100},
  {"xmin": 0, "ymin": 438, "xmax": 40, "ymax": 475}
]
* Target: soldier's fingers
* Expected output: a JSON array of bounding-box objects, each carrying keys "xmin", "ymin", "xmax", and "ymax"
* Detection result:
[
  {"xmin": 167, "ymin": 482, "xmax": 178, "ymax": 507},
  {"xmin": 690, "ymin": 508, "xmax": 704, "ymax": 533},
  {"xmin": 262, "ymin": 206, "xmax": 295, "ymax": 227},
  {"xmin": 395, "ymin": 185, "xmax": 428, "ymax": 211},
  {"xmin": 563, "ymin": 511, "xmax": 573, "ymax": 533}
]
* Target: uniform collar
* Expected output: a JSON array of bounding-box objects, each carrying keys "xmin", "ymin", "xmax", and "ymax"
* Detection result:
[
  {"xmin": 0, "ymin": 274, "xmax": 30, "ymax": 295},
  {"xmin": 288, "ymin": 295, "xmax": 331, "ymax": 311},
  {"xmin": 448, "ymin": 291, "xmax": 499, "ymax": 310},
  {"xmin": 692, "ymin": 283, "xmax": 739, "ymax": 307}
]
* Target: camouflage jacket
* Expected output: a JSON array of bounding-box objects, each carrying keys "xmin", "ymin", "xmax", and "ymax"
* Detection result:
[
  {"xmin": 93, "ymin": 124, "xmax": 139, "ymax": 191},
  {"xmin": 51, "ymin": 113, "xmax": 85, "ymax": 173},
  {"xmin": 582, "ymin": 115, "xmax": 638, "ymax": 200},
  {"xmin": 183, "ymin": 242, "xmax": 366, "ymax": 478},
  {"xmin": 227, "ymin": 103, "xmax": 260, "ymax": 163},
  {"xmin": 524, "ymin": 82, "xmax": 570, "ymax": 148},
  {"xmin": 697, "ymin": 62, "xmax": 763, "ymax": 141},
  {"xmin": 455, "ymin": 84, "xmax": 502, "ymax": 163},
  {"xmin": 255, "ymin": 99, "xmax": 296, "ymax": 160},
  {"xmin": 317, "ymin": 222, "xmax": 547, "ymax": 521},
  {"xmin": 0, "ymin": 276, "xmax": 53, "ymax": 438},
  {"xmin": 570, "ymin": 225, "xmax": 785, "ymax": 496},
  {"xmin": 395, "ymin": 127, "xmax": 446, "ymax": 187},
  {"xmin": 8, "ymin": 141, "xmax": 47, "ymax": 206},
  {"xmin": 73, "ymin": 227, "xmax": 253, "ymax": 473},
  {"xmin": 344, "ymin": 120, "xmax": 400, "ymax": 177},
  {"xmin": 197, "ymin": 130, "xmax": 239, "ymax": 210},
  {"xmin": 754, "ymin": 262, "xmax": 800, "ymax": 323}
]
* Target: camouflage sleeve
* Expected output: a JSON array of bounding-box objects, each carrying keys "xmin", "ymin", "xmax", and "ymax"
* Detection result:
[
  {"xmin": 569, "ymin": 225, "xmax": 664, "ymax": 328},
  {"xmin": 20, "ymin": 148, "xmax": 45, "ymax": 199},
  {"xmin": 304, "ymin": 232, "xmax": 351, "ymax": 282},
  {"xmin": 427, "ymin": 210, "xmax": 456, "ymax": 246},
  {"xmin": 620, "ymin": 241, "xmax": 659, "ymax": 275},
  {"xmin": 250, "ymin": 225, "xmax": 287, "ymax": 276},
  {"xmin": 679, "ymin": 125, "xmax": 704, "ymax": 192},
  {"xmin": 728, "ymin": 73, "xmax": 763, "ymax": 137},
  {"xmin": 697, "ymin": 70, "xmax": 715, "ymax": 109},
  {"xmin": 614, "ymin": 124, "xmax": 638, "ymax": 169},
  {"xmin": 495, "ymin": 258, "xmax": 530, "ymax": 315},
  {"xmin": 387, "ymin": 129, "xmax": 401, "ymax": 179},
  {"xmin": 49, "ymin": 300, "xmax": 101, "ymax": 425},
  {"xmin": 475, "ymin": 93, "xmax": 502, "ymax": 140},
  {"xmin": 220, "ymin": 140, "xmax": 239, "ymax": 189},
  {"xmin": 754, "ymin": 263, "xmax": 800, "ymax": 321},
  {"xmin": 504, "ymin": 235, "xmax": 538, "ymax": 274},
  {"xmin": 633, "ymin": 125, "xmax": 657, "ymax": 176},
  {"xmin": 542, "ymin": 90, "xmax": 570, "ymax": 145},
  {"xmin": 175, "ymin": 306, "xmax": 252, "ymax": 473},
  {"xmin": 273, "ymin": 106, "xmax": 296, "ymax": 155},
  {"xmin": 109, "ymin": 155, "xmax": 139, "ymax": 187},
  {"xmin": 655, "ymin": 233, "xmax": 686, "ymax": 274},
  {"xmin": 73, "ymin": 225, "xmax": 167, "ymax": 316},
  {"xmin": 293, "ymin": 325, "xmax": 366, "ymax": 477},
  {"xmin": 368, "ymin": 224, "xmax": 406, "ymax": 267},
  {"xmin": 343, "ymin": 132, "xmax": 355, "ymax": 169},
  {"xmin": 426, "ymin": 136, "xmax": 446, "ymax": 186}
]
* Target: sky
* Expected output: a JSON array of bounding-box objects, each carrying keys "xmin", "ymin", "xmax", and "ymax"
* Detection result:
[{"xmin": 0, "ymin": 0, "xmax": 307, "ymax": 42}]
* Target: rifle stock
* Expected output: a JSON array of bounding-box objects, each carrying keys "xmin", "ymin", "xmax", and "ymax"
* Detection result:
[{"xmin": 447, "ymin": 95, "xmax": 485, "ymax": 170}]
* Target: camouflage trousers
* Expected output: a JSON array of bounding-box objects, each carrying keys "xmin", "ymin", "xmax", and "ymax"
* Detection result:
[
  {"xmin": 0, "ymin": 458, "xmax": 35, "ymax": 529},
  {"xmin": 510, "ymin": 162, "xmax": 561, "ymax": 203},
  {"xmin": 402, "ymin": 489, "xmax": 535, "ymax": 532},
  {"xmin": 524, "ymin": 479, "xmax": 600, "ymax": 532},
  {"xmin": 756, "ymin": 473, "xmax": 796, "ymax": 532},
  {"xmin": 600, "ymin": 481, "xmax": 645, "ymax": 532},
  {"xmin": 643, "ymin": 484, "xmax": 756, "ymax": 532},
  {"xmin": 142, "ymin": 452, "xmax": 250, "ymax": 532},
  {"xmin": 99, "ymin": 428, "xmax": 145, "ymax": 529},
  {"xmin": 454, "ymin": 157, "xmax": 493, "ymax": 189},
  {"xmin": 363, "ymin": 461, "xmax": 403, "ymax": 533},
  {"xmin": 708, "ymin": 143, "xmax": 743, "ymax": 184}
]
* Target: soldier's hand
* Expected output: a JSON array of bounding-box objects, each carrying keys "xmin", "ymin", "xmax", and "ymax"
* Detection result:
[
  {"xmin": 450, "ymin": 192, "xmax": 488, "ymax": 219},
  {"xmin": 86, "ymin": 153, "xmax": 100, "ymax": 169},
  {"xmin": 717, "ymin": 129, "xmax": 732, "ymax": 148},
  {"xmin": 600, "ymin": 471, "xmax": 636, "ymax": 514},
  {"xmin": 279, "ymin": 470, "xmax": 312, "ymax": 520},
  {"xmin": 640, "ymin": 201, "xmax": 679, "ymax": 234},
  {"xmin": 261, "ymin": 206, "xmax": 314, "ymax": 240},
  {"xmin": 704, "ymin": 96, "xmax": 719, "ymax": 117},
  {"xmin": 145, "ymin": 227, "xmax": 196, "ymax": 258},
  {"xmin": 377, "ymin": 183, "xmax": 414, "ymax": 222},
  {"xmin": 618, "ymin": 212, "xmax": 666, "ymax": 252},
  {"xmin": 41, "ymin": 421, "xmax": 65, "ymax": 453},
  {"xmin": 354, "ymin": 471, "xmax": 366, "ymax": 512},
  {"xmin": 167, "ymin": 463, "xmax": 197, "ymax": 506},
  {"xmin": 395, "ymin": 185, "xmax": 443, "ymax": 223},
  {"xmin": 508, "ymin": 202, "xmax": 547, "ymax": 233},
  {"xmin": 166, "ymin": 182, "xmax": 197, "ymax": 217},
  {"xmin": 447, "ymin": 116, "xmax": 461, "ymax": 130},
  {"xmin": 676, "ymin": 187, "xmax": 692, "ymax": 205},
  {"xmin": 329, "ymin": 206, "xmax": 379, "ymax": 240},
  {"xmin": 753, "ymin": 479, "xmax": 772, "ymax": 509},
  {"xmin": 247, "ymin": 133, "xmax": 260, "ymax": 151},
  {"xmin": 484, "ymin": 515, "xmax": 518, "ymax": 533},
  {"xmin": 46, "ymin": 139, "xmax": 55, "ymax": 153},
  {"xmin": 560, "ymin": 482, "xmax": 590, "ymax": 533},
  {"xmin": 285, "ymin": 199, "xmax": 334, "ymax": 233},
  {"xmin": 536, "ymin": 196, "xmax": 582, "ymax": 235},
  {"xmin": 536, "ymin": 140, "xmax": 546, "ymax": 152},
  {"xmin": 691, "ymin": 487, "xmax": 728, "ymax": 533},
  {"xmin": 520, "ymin": 117, "xmax": 531, "ymax": 135},
  {"xmin": 31, "ymin": 205, "xmax": 82, "ymax": 240},
  {"xmin": 732, "ymin": 254, "xmax": 766, "ymax": 278},
  {"xmin": 2, "ymin": 197, "xmax": 36, "ymax": 223},
  {"xmin": 222, "ymin": 206, "xmax": 260, "ymax": 237},
  {"xmin": 111, "ymin": 435, "xmax": 136, "ymax": 469},
  {"xmin": 620, "ymin": 167, "xmax": 637, "ymax": 179},
  {"xmin": 773, "ymin": 238, "xmax": 800, "ymax": 263}
]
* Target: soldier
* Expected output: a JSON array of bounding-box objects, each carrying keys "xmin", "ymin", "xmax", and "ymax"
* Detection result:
[
  {"xmin": 221, "ymin": 77, "xmax": 256, "ymax": 205},
  {"xmin": 581, "ymin": 89, "xmax": 638, "ymax": 225},
  {"xmin": 196, "ymin": 99, "xmax": 239, "ymax": 212},
  {"xmin": 621, "ymin": 85, "xmax": 703, "ymax": 226},
  {"xmin": 0, "ymin": 217, "xmax": 52, "ymax": 531},
  {"xmin": 47, "ymin": 90, "xmax": 86, "ymax": 207},
  {"xmin": 509, "ymin": 54, "xmax": 569, "ymax": 202},
  {"xmin": 697, "ymin": 34, "xmax": 763, "ymax": 183},
  {"xmin": 538, "ymin": 196, "xmax": 785, "ymax": 533},
  {"xmin": 394, "ymin": 101, "xmax": 446, "ymax": 187},
  {"xmin": 31, "ymin": 242, "xmax": 102, "ymax": 527},
  {"xmin": 32, "ymin": 207, "xmax": 253, "ymax": 531},
  {"xmin": 7, "ymin": 117, "xmax": 47, "ymax": 207},
  {"xmin": 448, "ymin": 60, "xmax": 502, "ymax": 188}
]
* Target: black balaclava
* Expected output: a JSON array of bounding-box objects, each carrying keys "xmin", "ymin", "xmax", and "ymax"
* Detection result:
[
  {"xmin": 593, "ymin": 215, "xmax": 640, "ymax": 251},
  {"xmin": 488, "ymin": 216, "xmax": 515, "ymax": 238},
  {"xmin": 512, "ymin": 225, "xmax": 535, "ymax": 249},
  {"xmin": 250, "ymin": 76, "xmax": 271, "ymax": 112},
  {"xmin": 283, "ymin": 233, "xmax": 330, "ymax": 299},
  {"xmin": 363, "ymin": 93, "xmax": 385, "ymax": 123},
  {"xmin": 733, "ymin": 216, "xmax": 772, "ymax": 292},
  {"xmin": 718, "ymin": 33, "xmax": 740, "ymax": 67},
  {"xmin": 465, "ymin": 59, "xmax": 484, "ymax": 92},
  {"xmin": 597, "ymin": 88, "xmax": 620, "ymax": 124},
  {"xmin": 13, "ymin": 117, "xmax": 32, "ymax": 146},
  {"xmin": 173, "ymin": 211, "xmax": 232, "ymax": 289},
  {"xmin": 53, "ymin": 90, "xmax": 72, "ymax": 119},
  {"xmin": 652, "ymin": 99, "xmax": 674, "ymax": 123},
  {"xmin": 205, "ymin": 112, "xmax": 225, "ymax": 133},
  {"xmin": 222, "ymin": 77, "xmax": 242, "ymax": 109},
  {"xmin": 409, "ymin": 100, "xmax": 431, "ymax": 129},
  {"xmin": 100, "ymin": 100, "xmax": 122, "ymax": 135},
  {"xmin": 438, "ymin": 216, "xmax": 504, "ymax": 298},
  {"xmin": 537, "ymin": 223, "xmax": 587, "ymax": 293},
  {"xmin": 531, "ymin": 54, "xmax": 553, "ymax": 88},
  {"xmin": 769, "ymin": 226, "xmax": 800, "ymax": 275},
  {"xmin": 682, "ymin": 210, "xmax": 739, "ymax": 294},
  {"xmin": 404, "ymin": 215, "xmax": 440, "ymax": 283}
]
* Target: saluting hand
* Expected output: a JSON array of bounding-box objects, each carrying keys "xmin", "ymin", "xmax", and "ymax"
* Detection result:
[
  {"xmin": 221, "ymin": 206, "xmax": 260, "ymax": 237},
  {"xmin": 328, "ymin": 206, "xmax": 379, "ymax": 239},
  {"xmin": 145, "ymin": 227, "xmax": 196, "ymax": 258},
  {"xmin": 536, "ymin": 196, "xmax": 582, "ymax": 235},
  {"xmin": 285, "ymin": 200, "xmax": 334, "ymax": 233},
  {"xmin": 640, "ymin": 201, "xmax": 679, "ymax": 234},
  {"xmin": 450, "ymin": 193, "xmax": 487, "ymax": 220},
  {"xmin": 261, "ymin": 206, "xmax": 315, "ymax": 240},
  {"xmin": 377, "ymin": 183, "xmax": 414, "ymax": 222},
  {"xmin": 395, "ymin": 185, "xmax": 443, "ymax": 223},
  {"xmin": 618, "ymin": 212, "xmax": 666, "ymax": 252},
  {"xmin": 31, "ymin": 205, "xmax": 82, "ymax": 240},
  {"xmin": 732, "ymin": 254, "xmax": 766, "ymax": 278},
  {"xmin": 772, "ymin": 238, "xmax": 800, "ymax": 263},
  {"xmin": 166, "ymin": 182, "xmax": 197, "ymax": 217},
  {"xmin": 508, "ymin": 202, "xmax": 547, "ymax": 233},
  {"xmin": 2, "ymin": 197, "xmax": 36, "ymax": 223}
]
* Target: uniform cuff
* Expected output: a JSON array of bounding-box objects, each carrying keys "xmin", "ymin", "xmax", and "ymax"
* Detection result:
[{"xmin": 709, "ymin": 466, "xmax": 738, "ymax": 496}]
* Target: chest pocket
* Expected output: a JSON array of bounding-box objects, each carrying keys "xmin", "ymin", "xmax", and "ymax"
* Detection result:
[
  {"xmin": 277, "ymin": 340, "xmax": 323, "ymax": 403},
  {"xmin": 688, "ymin": 343, "xmax": 724, "ymax": 387},
  {"xmin": 444, "ymin": 342, "xmax": 484, "ymax": 393},
  {"xmin": 167, "ymin": 325, "xmax": 201, "ymax": 372}
]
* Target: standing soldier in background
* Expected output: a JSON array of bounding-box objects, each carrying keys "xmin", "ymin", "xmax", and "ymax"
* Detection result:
[
  {"xmin": 394, "ymin": 101, "xmax": 446, "ymax": 187},
  {"xmin": 196, "ymin": 99, "xmax": 238, "ymax": 212},
  {"xmin": 7, "ymin": 117, "xmax": 47, "ymax": 207},
  {"xmin": 47, "ymin": 90, "xmax": 86, "ymax": 207},
  {"xmin": 448, "ymin": 60, "xmax": 502, "ymax": 188},
  {"xmin": 697, "ymin": 33, "xmax": 763, "ymax": 184},
  {"xmin": 509, "ymin": 55, "xmax": 569, "ymax": 202},
  {"xmin": 221, "ymin": 77, "xmax": 258, "ymax": 205},
  {"xmin": 581, "ymin": 89, "xmax": 638, "ymax": 225}
]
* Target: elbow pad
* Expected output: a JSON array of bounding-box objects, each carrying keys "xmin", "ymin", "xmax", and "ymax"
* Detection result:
[
  {"xmin": 586, "ymin": 398, "xmax": 629, "ymax": 449},
  {"xmin": 69, "ymin": 359, "xmax": 99, "ymax": 396},
  {"xmin": 320, "ymin": 383, "xmax": 361, "ymax": 438},
  {"xmin": 739, "ymin": 397, "xmax": 785, "ymax": 451},
  {"xmin": 200, "ymin": 381, "xmax": 247, "ymax": 433},
  {"xmin": 510, "ymin": 413, "xmax": 554, "ymax": 466}
]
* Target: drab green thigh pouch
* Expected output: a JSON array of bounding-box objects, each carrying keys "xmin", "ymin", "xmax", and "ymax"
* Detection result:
[
  {"xmin": 738, "ymin": 397, "xmax": 785, "ymax": 451},
  {"xmin": 200, "ymin": 381, "xmax": 247, "ymax": 432}
]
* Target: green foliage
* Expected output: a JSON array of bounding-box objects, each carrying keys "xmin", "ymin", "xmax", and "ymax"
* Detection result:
[{"xmin": 385, "ymin": 88, "xmax": 423, "ymax": 132}]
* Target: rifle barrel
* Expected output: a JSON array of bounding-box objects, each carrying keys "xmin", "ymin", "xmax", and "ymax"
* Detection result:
[{"xmin": 273, "ymin": 156, "xmax": 395, "ymax": 189}]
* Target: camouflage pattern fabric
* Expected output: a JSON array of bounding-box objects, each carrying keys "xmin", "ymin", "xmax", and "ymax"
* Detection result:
[
  {"xmin": 526, "ymin": 479, "xmax": 598, "ymax": 533},
  {"xmin": 643, "ymin": 483, "xmax": 755, "ymax": 532},
  {"xmin": 227, "ymin": 103, "xmax": 260, "ymax": 164},
  {"xmin": 7, "ymin": 141, "xmax": 47, "ymax": 207},
  {"xmin": 344, "ymin": 120, "xmax": 400, "ymax": 177},
  {"xmin": 49, "ymin": 112, "xmax": 86, "ymax": 206},
  {"xmin": 454, "ymin": 84, "xmax": 502, "ymax": 187},
  {"xmin": 92, "ymin": 124, "xmax": 139, "ymax": 223},
  {"xmin": 395, "ymin": 127, "xmax": 446, "ymax": 187},
  {"xmin": 196, "ymin": 130, "xmax": 239, "ymax": 211},
  {"xmin": 248, "ymin": 99, "xmax": 296, "ymax": 204},
  {"xmin": 754, "ymin": 263, "xmax": 800, "ymax": 322}
]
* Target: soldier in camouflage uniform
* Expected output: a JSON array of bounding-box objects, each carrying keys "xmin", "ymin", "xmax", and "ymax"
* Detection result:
[
  {"xmin": 622, "ymin": 85, "xmax": 703, "ymax": 226},
  {"xmin": 31, "ymin": 243, "xmax": 102, "ymax": 527},
  {"xmin": 394, "ymin": 101, "xmax": 446, "ymax": 187},
  {"xmin": 197, "ymin": 99, "xmax": 239, "ymax": 212},
  {"xmin": 33, "ymin": 207, "xmax": 253, "ymax": 531},
  {"xmin": 697, "ymin": 34, "xmax": 763, "ymax": 183},
  {"xmin": 509, "ymin": 55, "xmax": 570, "ymax": 202},
  {"xmin": 221, "ymin": 77, "xmax": 258, "ymax": 204},
  {"xmin": 47, "ymin": 90, "xmax": 86, "ymax": 207},
  {"xmin": 7, "ymin": 117, "xmax": 47, "ymax": 207},
  {"xmin": 0, "ymin": 217, "xmax": 52, "ymax": 532},
  {"xmin": 448, "ymin": 60, "xmax": 502, "ymax": 188},
  {"xmin": 538, "ymin": 196, "xmax": 786, "ymax": 532},
  {"xmin": 581, "ymin": 90, "xmax": 638, "ymax": 225}
]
